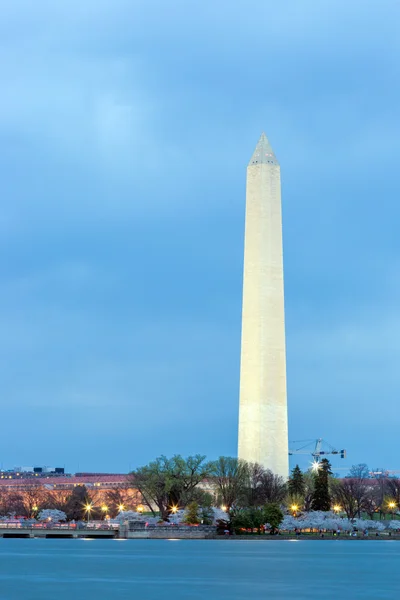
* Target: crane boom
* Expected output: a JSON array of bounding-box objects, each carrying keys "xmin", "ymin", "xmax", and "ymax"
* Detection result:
[{"xmin": 289, "ymin": 438, "xmax": 346, "ymax": 462}]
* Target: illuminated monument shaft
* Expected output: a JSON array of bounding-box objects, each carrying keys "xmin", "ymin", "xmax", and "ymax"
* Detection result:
[{"xmin": 238, "ymin": 133, "xmax": 288, "ymax": 478}]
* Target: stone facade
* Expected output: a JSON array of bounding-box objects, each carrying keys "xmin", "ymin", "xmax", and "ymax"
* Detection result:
[
  {"xmin": 238, "ymin": 133, "xmax": 289, "ymax": 478},
  {"xmin": 119, "ymin": 522, "xmax": 216, "ymax": 539}
]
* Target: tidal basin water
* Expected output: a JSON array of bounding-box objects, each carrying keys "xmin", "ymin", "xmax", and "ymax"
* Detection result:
[{"xmin": 0, "ymin": 539, "xmax": 400, "ymax": 599}]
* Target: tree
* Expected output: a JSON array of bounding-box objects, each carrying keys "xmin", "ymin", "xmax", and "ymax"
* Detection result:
[
  {"xmin": 244, "ymin": 464, "xmax": 287, "ymax": 507},
  {"xmin": 285, "ymin": 493, "xmax": 304, "ymax": 515},
  {"xmin": 47, "ymin": 490, "xmax": 72, "ymax": 512},
  {"xmin": 289, "ymin": 465, "xmax": 305, "ymax": 497},
  {"xmin": 184, "ymin": 502, "xmax": 201, "ymax": 525},
  {"xmin": 244, "ymin": 463, "xmax": 266, "ymax": 507},
  {"xmin": 231, "ymin": 507, "xmax": 266, "ymax": 535},
  {"xmin": 371, "ymin": 468, "xmax": 388, "ymax": 516},
  {"xmin": 0, "ymin": 490, "xmax": 23, "ymax": 517},
  {"xmin": 303, "ymin": 472, "xmax": 315, "ymax": 512},
  {"xmin": 64, "ymin": 486, "xmax": 94, "ymax": 521},
  {"xmin": 38, "ymin": 509, "xmax": 67, "ymax": 522},
  {"xmin": 21, "ymin": 486, "xmax": 45, "ymax": 518},
  {"xmin": 331, "ymin": 479, "xmax": 359, "ymax": 520},
  {"xmin": 258, "ymin": 470, "xmax": 287, "ymax": 505},
  {"xmin": 349, "ymin": 464, "xmax": 370, "ymax": 479},
  {"xmin": 264, "ymin": 503, "xmax": 284, "ymax": 534},
  {"xmin": 105, "ymin": 484, "xmax": 140, "ymax": 517},
  {"xmin": 209, "ymin": 457, "xmax": 249, "ymax": 510},
  {"xmin": 386, "ymin": 477, "xmax": 400, "ymax": 509},
  {"xmin": 311, "ymin": 459, "xmax": 331, "ymax": 511},
  {"xmin": 343, "ymin": 463, "xmax": 372, "ymax": 518},
  {"xmin": 130, "ymin": 454, "xmax": 212, "ymax": 520}
]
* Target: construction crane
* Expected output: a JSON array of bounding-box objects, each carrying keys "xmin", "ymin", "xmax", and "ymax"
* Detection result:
[
  {"xmin": 289, "ymin": 438, "xmax": 346, "ymax": 463},
  {"xmin": 370, "ymin": 470, "xmax": 400, "ymax": 478}
]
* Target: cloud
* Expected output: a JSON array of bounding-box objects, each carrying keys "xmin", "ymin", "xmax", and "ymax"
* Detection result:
[{"xmin": 0, "ymin": 0, "xmax": 399, "ymax": 470}]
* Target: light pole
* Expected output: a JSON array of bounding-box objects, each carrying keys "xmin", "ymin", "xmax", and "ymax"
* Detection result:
[
  {"xmin": 85, "ymin": 503, "xmax": 93, "ymax": 524},
  {"xmin": 388, "ymin": 501, "xmax": 396, "ymax": 521}
]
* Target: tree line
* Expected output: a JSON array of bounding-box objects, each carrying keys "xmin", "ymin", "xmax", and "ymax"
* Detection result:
[
  {"xmin": 130, "ymin": 455, "xmax": 400, "ymax": 525},
  {"xmin": 0, "ymin": 455, "xmax": 398, "ymax": 526},
  {"xmin": 0, "ymin": 484, "xmax": 139, "ymax": 520}
]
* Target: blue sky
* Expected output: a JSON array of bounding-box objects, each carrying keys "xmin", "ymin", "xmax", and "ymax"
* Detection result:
[{"xmin": 1, "ymin": 0, "xmax": 399, "ymax": 473}]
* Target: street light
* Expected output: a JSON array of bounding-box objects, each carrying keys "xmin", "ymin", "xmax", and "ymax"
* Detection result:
[
  {"xmin": 221, "ymin": 505, "xmax": 228, "ymax": 513},
  {"xmin": 290, "ymin": 504, "xmax": 299, "ymax": 516},
  {"xmin": 84, "ymin": 503, "xmax": 93, "ymax": 524},
  {"xmin": 137, "ymin": 505, "xmax": 144, "ymax": 513},
  {"xmin": 118, "ymin": 503, "xmax": 125, "ymax": 513},
  {"xmin": 101, "ymin": 505, "xmax": 108, "ymax": 519},
  {"xmin": 388, "ymin": 500, "xmax": 396, "ymax": 520},
  {"xmin": 170, "ymin": 505, "xmax": 178, "ymax": 514},
  {"xmin": 333, "ymin": 505, "xmax": 341, "ymax": 514}
]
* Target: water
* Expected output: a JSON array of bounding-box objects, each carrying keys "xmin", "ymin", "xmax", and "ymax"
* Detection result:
[{"xmin": 0, "ymin": 539, "xmax": 399, "ymax": 599}]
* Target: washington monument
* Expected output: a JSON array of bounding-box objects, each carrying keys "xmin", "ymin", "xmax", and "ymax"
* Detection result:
[{"xmin": 238, "ymin": 132, "xmax": 289, "ymax": 478}]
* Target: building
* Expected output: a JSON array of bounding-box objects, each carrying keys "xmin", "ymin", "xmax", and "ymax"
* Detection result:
[
  {"xmin": 238, "ymin": 133, "xmax": 289, "ymax": 478},
  {"xmin": 0, "ymin": 473, "xmax": 128, "ymax": 491}
]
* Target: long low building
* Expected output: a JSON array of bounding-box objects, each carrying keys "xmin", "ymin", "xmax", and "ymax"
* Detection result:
[{"xmin": 0, "ymin": 474, "xmax": 130, "ymax": 491}]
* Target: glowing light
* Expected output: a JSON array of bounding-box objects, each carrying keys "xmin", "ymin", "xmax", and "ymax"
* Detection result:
[
  {"xmin": 101, "ymin": 505, "xmax": 108, "ymax": 512},
  {"xmin": 32, "ymin": 505, "xmax": 38, "ymax": 511},
  {"xmin": 388, "ymin": 501, "xmax": 396, "ymax": 510},
  {"xmin": 84, "ymin": 503, "xmax": 93, "ymax": 512},
  {"xmin": 333, "ymin": 505, "xmax": 341, "ymax": 513},
  {"xmin": 118, "ymin": 504, "xmax": 125, "ymax": 512},
  {"xmin": 311, "ymin": 461, "xmax": 321, "ymax": 473},
  {"xmin": 137, "ymin": 505, "xmax": 144, "ymax": 513},
  {"xmin": 170, "ymin": 505, "xmax": 178, "ymax": 514},
  {"xmin": 221, "ymin": 505, "xmax": 228, "ymax": 512},
  {"xmin": 291, "ymin": 504, "xmax": 299, "ymax": 513}
]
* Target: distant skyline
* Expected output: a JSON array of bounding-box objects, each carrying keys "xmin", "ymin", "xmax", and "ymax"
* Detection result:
[{"xmin": 1, "ymin": 1, "xmax": 399, "ymax": 473}]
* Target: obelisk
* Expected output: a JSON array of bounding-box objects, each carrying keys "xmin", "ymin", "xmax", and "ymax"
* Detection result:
[{"xmin": 238, "ymin": 133, "xmax": 289, "ymax": 478}]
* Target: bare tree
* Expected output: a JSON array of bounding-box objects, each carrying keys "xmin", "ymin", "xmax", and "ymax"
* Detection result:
[
  {"xmin": 105, "ymin": 485, "xmax": 141, "ymax": 516},
  {"xmin": 386, "ymin": 477, "xmax": 400, "ymax": 507},
  {"xmin": 331, "ymin": 479, "xmax": 360, "ymax": 520},
  {"xmin": 244, "ymin": 463, "xmax": 266, "ymax": 507},
  {"xmin": 20, "ymin": 486, "xmax": 45, "ymax": 517},
  {"xmin": 210, "ymin": 456, "xmax": 249, "ymax": 510},
  {"xmin": 0, "ymin": 490, "xmax": 24, "ymax": 516},
  {"xmin": 47, "ymin": 490, "xmax": 72, "ymax": 512},
  {"xmin": 258, "ymin": 470, "xmax": 287, "ymax": 505},
  {"xmin": 303, "ymin": 472, "xmax": 315, "ymax": 512}
]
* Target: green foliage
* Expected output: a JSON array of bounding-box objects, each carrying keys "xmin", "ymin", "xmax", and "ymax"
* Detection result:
[
  {"xmin": 131, "ymin": 454, "xmax": 213, "ymax": 520},
  {"xmin": 285, "ymin": 493, "xmax": 304, "ymax": 514},
  {"xmin": 311, "ymin": 459, "xmax": 332, "ymax": 512},
  {"xmin": 200, "ymin": 505, "xmax": 214, "ymax": 525},
  {"xmin": 289, "ymin": 465, "xmax": 305, "ymax": 497},
  {"xmin": 64, "ymin": 486, "xmax": 95, "ymax": 521},
  {"xmin": 198, "ymin": 492, "xmax": 214, "ymax": 525},
  {"xmin": 231, "ymin": 507, "xmax": 266, "ymax": 534},
  {"xmin": 184, "ymin": 501, "xmax": 201, "ymax": 524},
  {"xmin": 263, "ymin": 503, "xmax": 284, "ymax": 533}
]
